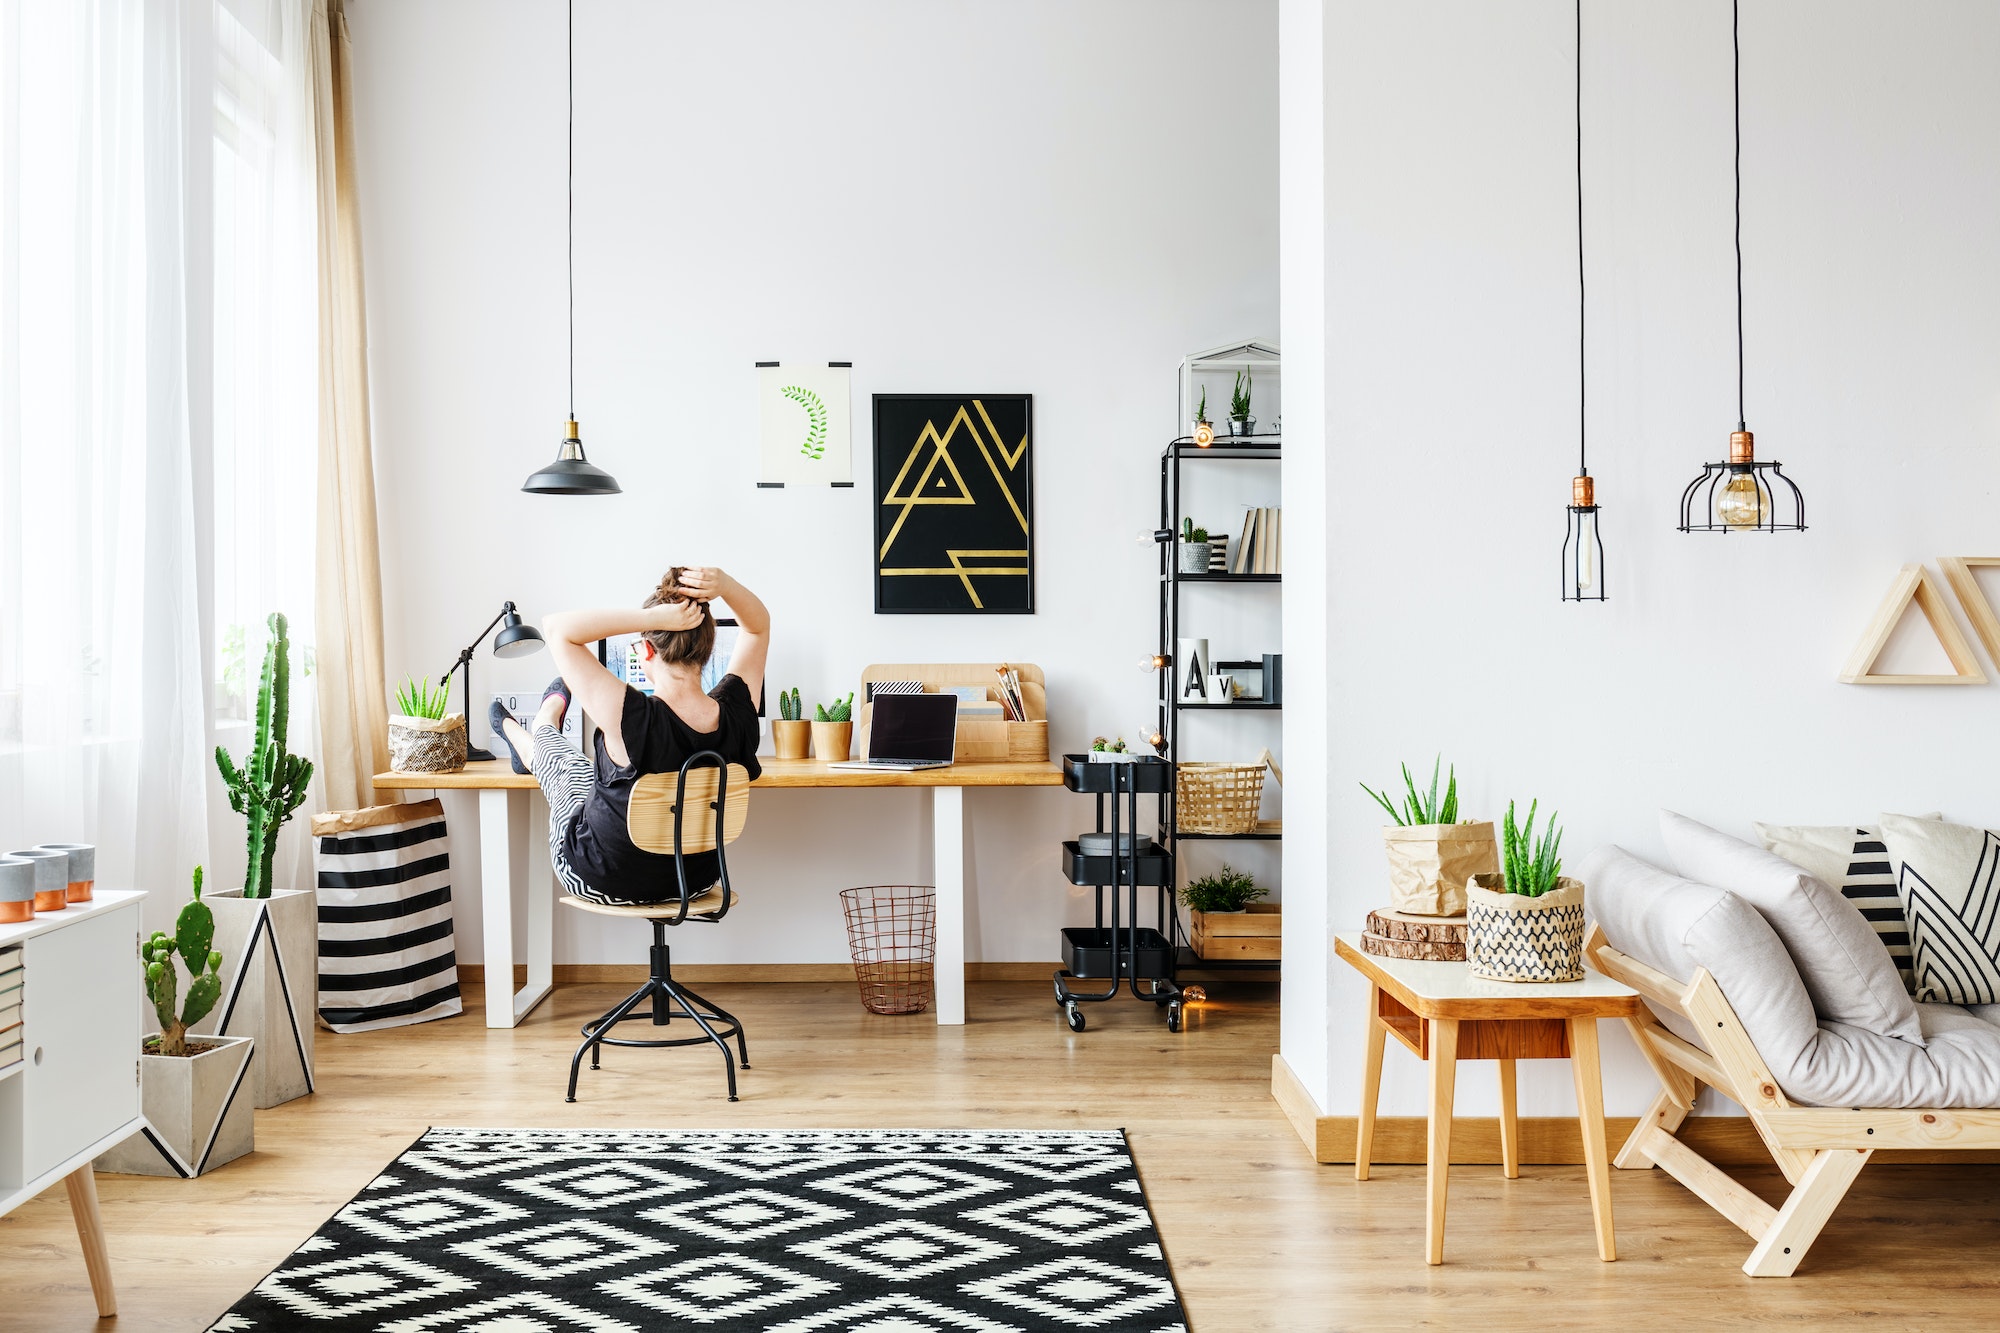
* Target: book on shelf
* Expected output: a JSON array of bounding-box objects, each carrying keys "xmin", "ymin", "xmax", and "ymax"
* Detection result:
[{"xmin": 0, "ymin": 1002, "xmax": 20, "ymax": 1032}]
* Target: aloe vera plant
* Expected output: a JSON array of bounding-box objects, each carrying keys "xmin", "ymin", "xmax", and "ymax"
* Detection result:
[
  {"xmin": 142, "ymin": 866, "xmax": 224, "ymax": 1058},
  {"xmin": 1360, "ymin": 757, "xmax": 1460, "ymax": 827},
  {"xmin": 394, "ymin": 673, "xmax": 450, "ymax": 720},
  {"xmin": 815, "ymin": 692, "xmax": 854, "ymax": 723},
  {"xmin": 1499, "ymin": 798, "xmax": 1564, "ymax": 897},
  {"xmin": 1195, "ymin": 387, "xmax": 1209, "ymax": 424},
  {"xmin": 1230, "ymin": 370, "xmax": 1252, "ymax": 420}
]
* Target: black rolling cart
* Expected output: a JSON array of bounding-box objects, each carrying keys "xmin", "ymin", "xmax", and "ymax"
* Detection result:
[{"xmin": 1054, "ymin": 754, "xmax": 1186, "ymax": 1032}]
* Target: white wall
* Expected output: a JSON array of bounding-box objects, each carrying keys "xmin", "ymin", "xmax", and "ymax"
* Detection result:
[
  {"xmin": 348, "ymin": 1, "xmax": 1279, "ymax": 966},
  {"xmin": 1284, "ymin": 0, "xmax": 2000, "ymax": 1120}
]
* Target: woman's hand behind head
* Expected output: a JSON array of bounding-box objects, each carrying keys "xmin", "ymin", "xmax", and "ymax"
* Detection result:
[{"xmin": 675, "ymin": 566, "xmax": 726, "ymax": 603}]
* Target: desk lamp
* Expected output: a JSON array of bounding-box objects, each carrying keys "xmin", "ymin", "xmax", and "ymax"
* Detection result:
[{"xmin": 445, "ymin": 602, "xmax": 546, "ymax": 761}]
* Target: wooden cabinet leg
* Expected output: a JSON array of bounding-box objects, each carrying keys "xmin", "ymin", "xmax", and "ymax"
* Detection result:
[
  {"xmin": 1568, "ymin": 1016, "xmax": 1616, "ymax": 1261},
  {"xmin": 1497, "ymin": 1058, "xmax": 1520, "ymax": 1179},
  {"xmin": 1426, "ymin": 1017, "xmax": 1459, "ymax": 1265},
  {"xmin": 63, "ymin": 1164, "xmax": 116, "ymax": 1318},
  {"xmin": 1356, "ymin": 983, "xmax": 1387, "ymax": 1181}
]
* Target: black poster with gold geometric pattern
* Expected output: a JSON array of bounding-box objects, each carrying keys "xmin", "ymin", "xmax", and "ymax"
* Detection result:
[{"xmin": 872, "ymin": 394, "xmax": 1034, "ymax": 614}]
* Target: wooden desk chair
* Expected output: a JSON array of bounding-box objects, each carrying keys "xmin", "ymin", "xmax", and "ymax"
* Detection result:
[{"xmin": 562, "ymin": 751, "xmax": 752, "ymax": 1102}]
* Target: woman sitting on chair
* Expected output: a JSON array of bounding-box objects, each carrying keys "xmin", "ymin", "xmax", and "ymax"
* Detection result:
[{"xmin": 492, "ymin": 566, "xmax": 769, "ymax": 906}]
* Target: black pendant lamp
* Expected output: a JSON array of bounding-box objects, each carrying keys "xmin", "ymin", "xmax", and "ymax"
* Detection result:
[
  {"xmin": 1678, "ymin": 0, "xmax": 1803, "ymax": 533},
  {"xmin": 1561, "ymin": 0, "xmax": 1604, "ymax": 602},
  {"xmin": 523, "ymin": 0, "xmax": 620, "ymax": 496}
]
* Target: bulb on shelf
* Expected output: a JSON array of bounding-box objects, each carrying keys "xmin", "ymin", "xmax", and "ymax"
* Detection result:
[{"xmin": 1139, "ymin": 654, "xmax": 1169, "ymax": 673}]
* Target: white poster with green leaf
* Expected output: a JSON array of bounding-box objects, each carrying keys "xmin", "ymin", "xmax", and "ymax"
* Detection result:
[{"xmin": 758, "ymin": 362, "xmax": 852, "ymax": 485}]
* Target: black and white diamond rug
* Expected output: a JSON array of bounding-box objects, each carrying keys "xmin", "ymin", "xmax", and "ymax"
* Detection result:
[{"xmin": 210, "ymin": 1127, "xmax": 1188, "ymax": 1332}]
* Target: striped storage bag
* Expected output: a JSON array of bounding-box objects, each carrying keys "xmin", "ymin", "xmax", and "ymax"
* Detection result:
[{"xmin": 312, "ymin": 800, "xmax": 463, "ymax": 1032}]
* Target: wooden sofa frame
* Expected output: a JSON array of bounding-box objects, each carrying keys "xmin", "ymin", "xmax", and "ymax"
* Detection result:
[{"xmin": 1584, "ymin": 922, "xmax": 2000, "ymax": 1277}]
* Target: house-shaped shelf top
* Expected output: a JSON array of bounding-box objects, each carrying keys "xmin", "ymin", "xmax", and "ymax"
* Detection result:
[{"xmin": 1180, "ymin": 339, "xmax": 1281, "ymax": 437}]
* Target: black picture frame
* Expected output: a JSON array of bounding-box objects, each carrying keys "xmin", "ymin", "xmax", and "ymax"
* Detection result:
[{"xmin": 872, "ymin": 393, "xmax": 1034, "ymax": 615}]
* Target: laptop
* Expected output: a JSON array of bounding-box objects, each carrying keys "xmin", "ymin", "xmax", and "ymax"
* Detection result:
[{"xmin": 828, "ymin": 693, "xmax": 958, "ymax": 771}]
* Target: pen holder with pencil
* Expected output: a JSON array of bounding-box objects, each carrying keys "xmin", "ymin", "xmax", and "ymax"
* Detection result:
[{"xmin": 856, "ymin": 663, "xmax": 1050, "ymax": 763}]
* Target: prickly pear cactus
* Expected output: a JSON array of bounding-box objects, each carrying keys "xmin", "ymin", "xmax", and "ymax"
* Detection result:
[{"xmin": 143, "ymin": 865, "xmax": 226, "ymax": 1058}]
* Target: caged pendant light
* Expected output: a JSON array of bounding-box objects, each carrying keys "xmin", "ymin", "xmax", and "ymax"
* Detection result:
[
  {"xmin": 1678, "ymin": 0, "xmax": 1803, "ymax": 533},
  {"xmin": 523, "ymin": 0, "xmax": 621, "ymax": 496},
  {"xmin": 1561, "ymin": 0, "xmax": 1605, "ymax": 602}
]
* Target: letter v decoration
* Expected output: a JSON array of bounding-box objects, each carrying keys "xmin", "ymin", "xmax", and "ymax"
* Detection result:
[{"xmin": 1939, "ymin": 558, "xmax": 2000, "ymax": 669}]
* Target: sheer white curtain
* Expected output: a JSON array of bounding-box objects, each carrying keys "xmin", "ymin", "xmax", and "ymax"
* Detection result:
[{"xmin": 0, "ymin": 0, "xmax": 320, "ymax": 918}]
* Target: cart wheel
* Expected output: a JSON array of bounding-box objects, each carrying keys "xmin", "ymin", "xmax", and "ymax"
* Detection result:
[
  {"xmin": 1064, "ymin": 1003, "xmax": 1086, "ymax": 1033},
  {"xmin": 1166, "ymin": 1000, "xmax": 1183, "ymax": 1032}
]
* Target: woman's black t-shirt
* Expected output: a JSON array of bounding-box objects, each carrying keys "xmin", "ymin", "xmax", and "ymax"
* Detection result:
[{"xmin": 561, "ymin": 675, "xmax": 762, "ymax": 902}]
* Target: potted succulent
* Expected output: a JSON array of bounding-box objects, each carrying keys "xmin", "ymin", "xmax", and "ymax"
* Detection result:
[
  {"xmin": 1192, "ymin": 387, "xmax": 1215, "ymax": 445},
  {"xmin": 773, "ymin": 687, "xmax": 810, "ymax": 760},
  {"xmin": 1177, "ymin": 518, "xmax": 1212, "ymax": 575},
  {"xmin": 1088, "ymin": 735, "xmax": 1136, "ymax": 764},
  {"xmin": 1361, "ymin": 757, "xmax": 1498, "ymax": 917},
  {"xmin": 203, "ymin": 611, "xmax": 317, "ymax": 1108},
  {"xmin": 1227, "ymin": 369, "xmax": 1255, "ymax": 436},
  {"xmin": 811, "ymin": 692, "xmax": 855, "ymax": 762},
  {"xmin": 388, "ymin": 672, "xmax": 466, "ymax": 773},
  {"xmin": 1180, "ymin": 865, "xmax": 1264, "ymax": 914},
  {"xmin": 1465, "ymin": 799, "xmax": 1586, "ymax": 982},
  {"xmin": 98, "ymin": 867, "xmax": 255, "ymax": 1177}
]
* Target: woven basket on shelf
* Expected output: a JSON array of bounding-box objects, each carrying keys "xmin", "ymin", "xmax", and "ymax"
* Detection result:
[{"xmin": 1176, "ymin": 750, "xmax": 1276, "ymax": 835}]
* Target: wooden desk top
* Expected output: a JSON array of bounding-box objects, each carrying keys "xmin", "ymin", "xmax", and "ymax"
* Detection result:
[
  {"xmin": 1335, "ymin": 932, "xmax": 1642, "ymax": 1020},
  {"xmin": 373, "ymin": 757, "xmax": 1065, "ymax": 792}
]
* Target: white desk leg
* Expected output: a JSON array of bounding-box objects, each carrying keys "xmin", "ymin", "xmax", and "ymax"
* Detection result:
[
  {"xmin": 518, "ymin": 790, "xmax": 555, "ymax": 1024},
  {"xmin": 933, "ymin": 785, "xmax": 966, "ymax": 1026},
  {"xmin": 479, "ymin": 789, "xmax": 517, "ymax": 1028}
]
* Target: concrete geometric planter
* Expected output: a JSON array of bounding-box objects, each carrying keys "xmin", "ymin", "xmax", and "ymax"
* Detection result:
[
  {"xmin": 96, "ymin": 1033, "xmax": 256, "ymax": 1177},
  {"xmin": 192, "ymin": 888, "xmax": 317, "ymax": 1107}
]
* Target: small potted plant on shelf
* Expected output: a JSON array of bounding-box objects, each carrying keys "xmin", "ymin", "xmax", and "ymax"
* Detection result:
[
  {"xmin": 1192, "ymin": 387, "xmax": 1214, "ymax": 446},
  {"xmin": 812, "ymin": 692, "xmax": 855, "ymax": 762},
  {"xmin": 1178, "ymin": 518, "xmax": 1212, "ymax": 575},
  {"xmin": 1227, "ymin": 369, "xmax": 1255, "ymax": 436},
  {"xmin": 1181, "ymin": 865, "xmax": 1280, "ymax": 962},
  {"xmin": 388, "ymin": 671, "xmax": 466, "ymax": 774},
  {"xmin": 1464, "ymin": 799, "xmax": 1586, "ymax": 982},
  {"xmin": 1361, "ymin": 757, "xmax": 1497, "ymax": 917},
  {"xmin": 772, "ymin": 687, "xmax": 810, "ymax": 760},
  {"xmin": 97, "ymin": 867, "xmax": 255, "ymax": 1177},
  {"xmin": 1089, "ymin": 735, "xmax": 1136, "ymax": 764}
]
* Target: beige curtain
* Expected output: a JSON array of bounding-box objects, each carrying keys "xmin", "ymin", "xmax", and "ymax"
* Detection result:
[{"xmin": 309, "ymin": 0, "xmax": 389, "ymax": 811}]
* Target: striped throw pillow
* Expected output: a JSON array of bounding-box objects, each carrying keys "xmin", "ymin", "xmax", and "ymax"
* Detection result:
[
  {"xmin": 1757, "ymin": 821, "xmax": 1916, "ymax": 992},
  {"xmin": 313, "ymin": 800, "xmax": 463, "ymax": 1032}
]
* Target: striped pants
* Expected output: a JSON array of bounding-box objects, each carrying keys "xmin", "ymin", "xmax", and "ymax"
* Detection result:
[{"xmin": 529, "ymin": 723, "xmax": 604, "ymax": 902}]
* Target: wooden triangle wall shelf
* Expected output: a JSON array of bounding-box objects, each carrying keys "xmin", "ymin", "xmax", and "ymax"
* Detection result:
[
  {"xmin": 1939, "ymin": 557, "xmax": 2000, "ymax": 669},
  {"xmin": 1840, "ymin": 563, "xmax": 1987, "ymax": 685}
]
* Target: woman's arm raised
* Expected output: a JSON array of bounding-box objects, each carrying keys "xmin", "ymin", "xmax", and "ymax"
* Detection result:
[
  {"xmin": 542, "ymin": 602, "xmax": 702, "ymax": 766},
  {"xmin": 676, "ymin": 567, "xmax": 769, "ymax": 702}
]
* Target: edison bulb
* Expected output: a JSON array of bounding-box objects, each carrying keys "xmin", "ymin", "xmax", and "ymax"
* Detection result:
[
  {"xmin": 1717, "ymin": 471, "xmax": 1769, "ymax": 530},
  {"xmin": 1573, "ymin": 512, "xmax": 1599, "ymax": 594}
]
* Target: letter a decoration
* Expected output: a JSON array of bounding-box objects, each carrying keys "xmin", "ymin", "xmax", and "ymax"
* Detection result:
[{"xmin": 872, "ymin": 394, "xmax": 1034, "ymax": 614}]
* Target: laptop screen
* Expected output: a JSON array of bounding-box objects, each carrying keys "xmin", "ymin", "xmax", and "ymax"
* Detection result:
[{"xmin": 867, "ymin": 693, "xmax": 958, "ymax": 762}]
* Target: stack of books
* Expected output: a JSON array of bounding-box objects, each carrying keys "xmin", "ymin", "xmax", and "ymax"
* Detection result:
[
  {"xmin": 0, "ymin": 946, "xmax": 21, "ymax": 1072},
  {"xmin": 1229, "ymin": 507, "xmax": 1283, "ymax": 574}
]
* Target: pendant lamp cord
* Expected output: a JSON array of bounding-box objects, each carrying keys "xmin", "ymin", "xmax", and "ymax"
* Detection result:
[
  {"xmin": 1733, "ymin": 0, "xmax": 1744, "ymax": 431},
  {"xmin": 1576, "ymin": 0, "xmax": 1586, "ymax": 477},
  {"xmin": 567, "ymin": 0, "xmax": 575, "ymax": 419}
]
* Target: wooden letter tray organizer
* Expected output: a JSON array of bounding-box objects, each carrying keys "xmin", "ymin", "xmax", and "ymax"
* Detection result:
[{"xmin": 856, "ymin": 663, "xmax": 1049, "ymax": 763}]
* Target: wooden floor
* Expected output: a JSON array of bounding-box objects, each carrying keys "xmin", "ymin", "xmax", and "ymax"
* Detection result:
[{"xmin": 4, "ymin": 979, "xmax": 1999, "ymax": 1330}]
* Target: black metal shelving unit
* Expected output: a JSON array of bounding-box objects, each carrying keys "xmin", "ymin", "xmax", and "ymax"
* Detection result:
[
  {"xmin": 1157, "ymin": 435, "xmax": 1283, "ymax": 974},
  {"xmin": 1053, "ymin": 755, "xmax": 1186, "ymax": 1032}
]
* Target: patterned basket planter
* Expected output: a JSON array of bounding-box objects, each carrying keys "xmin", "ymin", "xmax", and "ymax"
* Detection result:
[{"xmin": 1464, "ymin": 873, "xmax": 1586, "ymax": 982}]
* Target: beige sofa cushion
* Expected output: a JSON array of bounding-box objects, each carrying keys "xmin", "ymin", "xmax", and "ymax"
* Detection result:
[{"xmin": 1661, "ymin": 811, "xmax": 1923, "ymax": 1046}]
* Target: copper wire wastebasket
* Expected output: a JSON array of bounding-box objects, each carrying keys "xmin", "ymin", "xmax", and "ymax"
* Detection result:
[{"xmin": 840, "ymin": 885, "xmax": 936, "ymax": 1015}]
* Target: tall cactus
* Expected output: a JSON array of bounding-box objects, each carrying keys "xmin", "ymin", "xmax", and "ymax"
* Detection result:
[
  {"xmin": 216, "ymin": 612, "xmax": 314, "ymax": 898},
  {"xmin": 142, "ymin": 867, "xmax": 224, "ymax": 1058},
  {"xmin": 779, "ymin": 687, "xmax": 801, "ymax": 722}
]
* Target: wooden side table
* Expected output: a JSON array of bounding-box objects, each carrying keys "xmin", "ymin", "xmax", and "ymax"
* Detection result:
[{"xmin": 1334, "ymin": 931, "xmax": 1643, "ymax": 1265}]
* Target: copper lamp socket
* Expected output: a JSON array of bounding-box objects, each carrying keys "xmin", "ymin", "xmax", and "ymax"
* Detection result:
[
  {"xmin": 1571, "ymin": 474, "xmax": 1595, "ymax": 507},
  {"xmin": 1729, "ymin": 430, "xmax": 1755, "ymax": 465}
]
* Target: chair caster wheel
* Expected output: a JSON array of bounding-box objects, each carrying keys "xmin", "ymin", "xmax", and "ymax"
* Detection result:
[{"xmin": 1166, "ymin": 1000, "xmax": 1183, "ymax": 1033}]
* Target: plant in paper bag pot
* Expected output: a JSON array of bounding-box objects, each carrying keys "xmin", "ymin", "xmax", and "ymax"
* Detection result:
[
  {"xmin": 1361, "ymin": 758, "xmax": 1497, "ymax": 916},
  {"xmin": 387, "ymin": 672, "xmax": 466, "ymax": 773},
  {"xmin": 1464, "ymin": 799, "xmax": 1586, "ymax": 982}
]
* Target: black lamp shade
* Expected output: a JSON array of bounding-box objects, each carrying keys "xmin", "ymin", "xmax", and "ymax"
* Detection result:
[
  {"xmin": 524, "ymin": 420, "xmax": 620, "ymax": 495},
  {"xmin": 494, "ymin": 611, "xmax": 545, "ymax": 658}
]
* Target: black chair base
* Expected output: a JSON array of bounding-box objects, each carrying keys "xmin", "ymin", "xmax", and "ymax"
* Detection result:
[{"xmin": 567, "ymin": 920, "xmax": 750, "ymax": 1102}]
